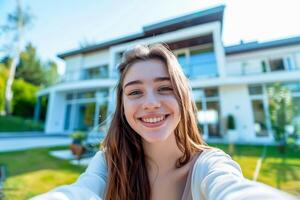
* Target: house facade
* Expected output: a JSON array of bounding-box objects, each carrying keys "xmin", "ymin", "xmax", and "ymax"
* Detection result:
[{"xmin": 36, "ymin": 5, "xmax": 300, "ymax": 144}]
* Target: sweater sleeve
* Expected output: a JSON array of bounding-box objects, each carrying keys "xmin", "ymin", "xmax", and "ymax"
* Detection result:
[
  {"xmin": 30, "ymin": 151, "xmax": 107, "ymax": 200},
  {"xmin": 191, "ymin": 149, "xmax": 298, "ymax": 200}
]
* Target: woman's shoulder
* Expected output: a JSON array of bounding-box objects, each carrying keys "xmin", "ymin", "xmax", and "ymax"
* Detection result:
[
  {"xmin": 192, "ymin": 147, "xmax": 243, "ymax": 180},
  {"xmin": 85, "ymin": 150, "xmax": 108, "ymax": 176},
  {"xmin": 195, "ymin": 147, "xmax": 233, "ymax": 165}
]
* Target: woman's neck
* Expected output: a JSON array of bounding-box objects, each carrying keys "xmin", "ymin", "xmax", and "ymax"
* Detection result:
[{"xmin": 143, "ymin": 133, "xmax": 183, "ymax": 174}]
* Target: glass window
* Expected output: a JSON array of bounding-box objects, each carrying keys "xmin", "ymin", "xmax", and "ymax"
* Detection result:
[
  {"xmin": 83, "ymin": 65, "xmax": 108, "ymax": 79},
  {"xmin": 249, "ymin": 85, "xmax": 263, "ymax": 95},
  {"xmin": 206, "ymin": 101, "xmax": 220, "ymax": 137},
  {"xmin": 269, "ymin": 58, "xmax": 285, "ymax": 71},
  {"xmin": 252, "ymin": 100, "xmax": 268, "ymax": 137},
  {"xmin": 283, "ymin": 82, "xmax": 300, "ymax": 93},
  {"xmin": 193, "ymin": 87, "xmax": 221, "ymax": 137},
  {"xmin": 205, "ymin": 88, "xmax": 219, "ymax": 97},
  {"xmin": 77, "ymin": 91, "xmax": 95, "ymax": 99},
  {"xmin": 74, "ymin": 102, "xmax": 96, "ymax": 131},
  {"xmin": 66, "ymin": 93, "xmax": 74, "ymax": 100},
  {"xmin": 177, "ymin": 53, "xmax": 190, "ymax": 77},
  {"xmin": 64, "ymin": 104, "xmax": 72, "ymax": 130},
  {"xmin": 189, "ymin": 47, "xmax": 218, "ymax": 78}
]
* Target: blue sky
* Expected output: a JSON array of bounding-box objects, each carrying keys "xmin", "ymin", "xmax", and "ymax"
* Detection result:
[{"xmin": 1, "ymin": 0, "xmax": 300, "ymax": 74}]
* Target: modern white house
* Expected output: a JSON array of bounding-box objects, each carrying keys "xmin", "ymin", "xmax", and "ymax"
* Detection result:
[{"xmin": 36, "ymin": 5, "xmax": 300, "ymax": 144}]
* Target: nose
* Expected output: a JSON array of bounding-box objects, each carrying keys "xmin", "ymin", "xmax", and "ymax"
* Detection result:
[{"xmin": 142, "ymin": 93, "xmax": 161, "ymax": 110}]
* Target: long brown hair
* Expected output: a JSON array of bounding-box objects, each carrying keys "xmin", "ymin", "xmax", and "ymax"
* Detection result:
[{"xmin": 102, "ymin": 44, "xmax": 206, "ymax": 200}]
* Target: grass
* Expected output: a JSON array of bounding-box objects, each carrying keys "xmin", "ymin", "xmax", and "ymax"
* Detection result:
[
  {"xmin": 0, "ymin": 144, "xmax": 299, "ymax": 199},
  {"xmin": 211, "ymin": 144, "xmax": 300, "ymax": 196},
  {"xmin": 0, "ymin": 146, "xmax": 85, "ymax": 200},
  {"xmin": 0, "ymin": 115, "xmax": 44, "ymax": 132}
]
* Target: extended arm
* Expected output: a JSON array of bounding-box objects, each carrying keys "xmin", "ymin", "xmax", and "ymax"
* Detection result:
[{"xmin": 191, "ymin": 149, "xmax": 297, "ymax": 200}]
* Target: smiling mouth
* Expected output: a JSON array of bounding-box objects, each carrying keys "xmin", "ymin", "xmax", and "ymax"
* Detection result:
[{"xmin": 139, "ymin": 114, "xmax": 169, "ymax": 124}]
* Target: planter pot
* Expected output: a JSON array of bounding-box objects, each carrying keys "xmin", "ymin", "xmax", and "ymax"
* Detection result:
[{"xmin": 70, "ymin": 144, "xmax": 86, "ymax": 158}]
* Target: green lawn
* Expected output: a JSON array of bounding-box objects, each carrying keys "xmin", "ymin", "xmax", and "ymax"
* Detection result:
[
  {"xmin": 212, "ymin": 144, "xmax": 300, "ymax": 196},
  {"xmin": 0, "ymin": 146, "xmax": 85, "ymax": 200},
  {"xmin": 0, "ymin": 145, "xmax": 299, "ymax": 199},
  {"xmin": 0, "ymin": 115, "xmax": 44, "ymax": 132}
]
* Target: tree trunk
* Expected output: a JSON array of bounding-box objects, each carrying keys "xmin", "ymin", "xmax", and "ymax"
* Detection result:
[
  {"xmin": 4, "ymin": 0, "xmax": 23, "ymax": 116},
  {"xmin": 4, "ymin": 54, "xmax": 19, "ymax": 115}
]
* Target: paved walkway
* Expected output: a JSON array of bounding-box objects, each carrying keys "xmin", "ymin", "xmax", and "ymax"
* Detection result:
[
  {"xmin": 0, "ymin": 132, "xmax": 99, "ymax": 166},
  {"xmin": 0, "ymin": 134, "xmax": 72, "ymax": 152}
]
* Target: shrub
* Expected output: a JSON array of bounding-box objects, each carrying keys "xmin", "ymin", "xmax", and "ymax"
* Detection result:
[{"xmin": 12, "ymin": 79, "xmax": 39, "ymax": 118}]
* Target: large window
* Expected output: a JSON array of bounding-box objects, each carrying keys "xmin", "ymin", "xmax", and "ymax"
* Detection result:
[
  {"xmin": 249, "ymin": 82, "xmax": 300, "ymax": 138},
  {"xmin": 269, "ymin": 58, "xmax": 285, "ymax": 71},
  {"xmin": 74, "ymin": 103, "xmax": 96, "ymax": 131},
  {"xmin": 64, "ymin": 89, "xmax": 109, "ymax": 132},
  {"xmin": 175, "ymin": 45, "xmax": 218, "ymax": 79},
  {"xmin": 260, "ymin": 56, "xmax": 295, "ymax": 73},
  {"xmin": 82, "ymin": 65, "xmax": 108, "ymax": 80},
  {"xmin": 251, "ymin": 100, "xmax": 268, "ymax": 136},
  {"xmin": 193, "ymin": 88, "xmax": 221, "ymax": 138},
  {"xmin": 249, "ymin": 85, "xmax": 271, "ymax": 137},
  {"xmin": 189, "ymin": 48, "xmax": 218, "ymax": 78}
]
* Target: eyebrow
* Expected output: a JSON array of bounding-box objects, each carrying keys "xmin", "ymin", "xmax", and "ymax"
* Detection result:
[{"xmin": 124, "ymin": 77, "xmax": 170, "ymax": 89}]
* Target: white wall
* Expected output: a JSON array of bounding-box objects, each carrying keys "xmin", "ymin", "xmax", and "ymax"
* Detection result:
[
  {"xmin": 219, "ymin": 85, "xmax": 255, "ymax": 143},
  {"xmin": 226, "ymin": 59, "xmax": 263, "ymax": 76},
  {"xmin": 45, "ymin": 91, "xmax": 66, "ymax": 133},
  {"xmin": 226, "ymin": 44, "xmax": 300, "ymax": 77},
  {"xmin": 295, "ymin": 52, "xmax": 300, "ymax": 69},
  {"xmin": 82, "ymin": 50, "xmax": 109, "ymax": 68},
  {"xmin": 64, "ymin": 55, "xmax": 83, "ymax": 81}
]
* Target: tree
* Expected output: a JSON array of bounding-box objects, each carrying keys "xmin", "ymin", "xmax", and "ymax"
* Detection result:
[
  {"xmin": 15, "ymin": 43, "xmax": 45, "ymax": 86},
  {"xmin": 43, "ymin": 60, "xmax": 59, "ymax": 86},
  {"xmin": 1, "ymin": 0, "xmax": 33, "ymax": 115},
  {"xmin": 0, "ymin": 64, "xmax": 9, "ymax": 113},
  {"xmin": 12, "ymin": 79, "xmax": 39, "ymax": 118},
  {"xmin": 268, "ymin": 83, "xmax": 294, "ymax": 152}
]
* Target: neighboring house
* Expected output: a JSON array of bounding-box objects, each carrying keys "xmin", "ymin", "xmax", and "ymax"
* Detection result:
[{"xmin": 36, "ymin": 5, "xmax": 300, "ymax": 144}]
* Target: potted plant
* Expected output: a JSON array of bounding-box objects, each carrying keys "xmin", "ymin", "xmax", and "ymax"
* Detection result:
[
  {"xmin": 69, "ymin": 131, "xmax": 87, "ymax": 158},
  {"xmin": 70, "ymin": 131, "xmax": 87, "ymax": 145},
  {"xmin": 227, "ymin": 114, "xmax": 237, "ymax": 155}
]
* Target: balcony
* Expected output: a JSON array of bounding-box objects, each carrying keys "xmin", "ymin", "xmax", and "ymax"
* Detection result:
[
  {"xmin": 227, "ymin": 57, "xmax": 299, "ymax": 77},
  {"xmin": 178, "ymin": 51, "xmax": 218, "ymax": 79}
]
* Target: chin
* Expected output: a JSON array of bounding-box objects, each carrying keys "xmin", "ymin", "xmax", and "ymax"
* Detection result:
[{"xmin": 141, "ymin": 132, "xmax": 172, "ymax": 144}]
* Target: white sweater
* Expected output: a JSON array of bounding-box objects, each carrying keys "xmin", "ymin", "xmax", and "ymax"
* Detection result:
[{"xmin": 31, "ymin": 149, "xmax": 297, "ymax": 200}]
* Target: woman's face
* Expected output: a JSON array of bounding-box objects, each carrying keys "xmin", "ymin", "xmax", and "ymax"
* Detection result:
[{"xmin": 122, "ymin": 59, "xmax": 181, "ymax": 143}]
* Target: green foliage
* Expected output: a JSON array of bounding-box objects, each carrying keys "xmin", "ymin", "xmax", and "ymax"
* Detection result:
[
  {"xmin": 0, "ymin": 115, "xmax": 43, "ymax": 132},
  {"xmin": 15, "ymin": 43, "xmax": 59, "ymax": 86},
  {"xmin": 0, "ymin": 64, "xmax": 9, "ymax": 112},
  {"xmin": 268, "ymin": 83, "xmax": 294, "ymax": 142},
  {"xmin": 0, "ymin": 43, "xmax": 58, "ymax": 116},
  {"xmin": 12, "ymin": 79, "xmax": 39, "ymax": 118},
  {"xmin": 227, "ymin": 114, "xmax": 236, "ymax": 130},
  {"xmin": 70, "ymin": 131, "xmax": 87, "ymax": 144}
]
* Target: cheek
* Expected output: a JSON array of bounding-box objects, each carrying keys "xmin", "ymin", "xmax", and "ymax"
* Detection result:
[{"xmin": 123, "ymin": 98, "xmax": 137, "ymax": 123}]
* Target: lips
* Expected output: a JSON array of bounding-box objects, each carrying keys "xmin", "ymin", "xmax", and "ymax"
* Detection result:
[{"xmin": 138, "ymin": 114, "xmax": 169, "ymax": 128}]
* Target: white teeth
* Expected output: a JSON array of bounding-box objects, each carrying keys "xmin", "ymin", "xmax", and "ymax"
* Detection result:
[{"xmin": 142, "ymin": 116, "xmax": 164, "ymax": 123}]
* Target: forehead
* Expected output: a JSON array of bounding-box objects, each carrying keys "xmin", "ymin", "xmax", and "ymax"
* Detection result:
[{"xmin": 123, "ymin": 59, "xmax": 169, "ymax": 84}]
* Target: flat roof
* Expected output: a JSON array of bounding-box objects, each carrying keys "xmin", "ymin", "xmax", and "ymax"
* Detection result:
[
  {"xmin": 58, "ymin": 5, "xmax": 225, "ymax": 59},
  {"xmin": 225, "ymin": 36, "xmax": 300, "ymax": 55}
]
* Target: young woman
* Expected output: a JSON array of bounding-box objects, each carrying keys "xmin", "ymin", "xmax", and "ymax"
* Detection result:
[{"xmin": 32, "ymin": 44, "xmax": 297, "ymax": 200}]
